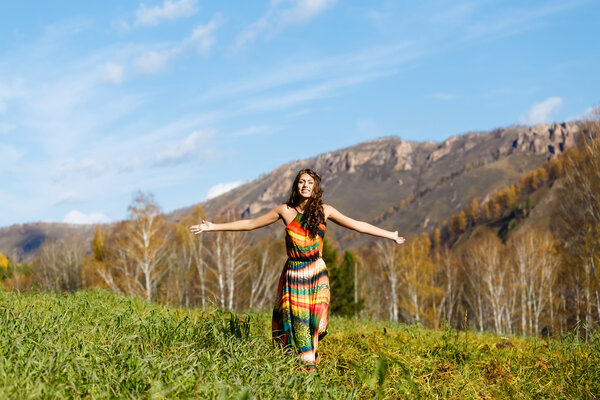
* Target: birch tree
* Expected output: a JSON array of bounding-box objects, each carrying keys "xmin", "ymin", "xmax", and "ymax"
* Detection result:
[
  {"xmin": 247, "ymin": 237, "xmax": 286, "ymax": 309},
  {"xmin": 376, "ymin": 240, "xmax": 401, "ymax": 321},
  {"xmin": 93, "ymin": 192, "xmax": 169, "ymax": 301},
  {"xmin": 165, "ymin": 223, "xmax": 194, "ymax": 307},
  {"xmin": 508, "ymin": 228, "xmax": 560, "ymax": 335},
  {"xmin": 397, "ymin": 233, "xmax": 438, "ymax": 325},
  {"xmin": 462, "ymin": 230, "xmax": 511, "ymax": 333},
  {"xmin": 435, "ymin": 247, "xmax": 462, "ymax": 327},
  {"xmin": 224, "ymin": 230, "xmax": 249, "ymax": 310},
  {"xmin": 166, "ymin": 205, "xmax": 207, "ymax": 307},
  {"xmin": 37, "ymin": 237, "xmax": 85, "ymax": 292},
  {"xmin": 205, "ymin": 213, "xmax": 249, "ymax": 310},
  {"xmin": 126, "ymin": 192, "xmax": 169, "ymax": 301}
]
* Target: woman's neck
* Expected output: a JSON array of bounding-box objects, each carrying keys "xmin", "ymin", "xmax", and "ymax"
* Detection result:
[{"xmin": 296, "ymin": 199, "xmax": 309, "ymax": 212}]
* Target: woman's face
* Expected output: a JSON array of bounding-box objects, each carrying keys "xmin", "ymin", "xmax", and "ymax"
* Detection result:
[{"xmin": 297, "ymin": 173, "xmax": 315, "ymax": 199}]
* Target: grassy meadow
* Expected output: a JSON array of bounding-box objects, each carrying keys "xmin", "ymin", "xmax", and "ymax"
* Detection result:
[{"xmin": 1, "ymin": 288, "xmax": 599, "ymax": 399}]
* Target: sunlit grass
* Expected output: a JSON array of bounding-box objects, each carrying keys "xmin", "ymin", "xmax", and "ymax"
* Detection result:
[{"xmin": 1, "ymin": 288, "xmax": 598, "ymax": 399}]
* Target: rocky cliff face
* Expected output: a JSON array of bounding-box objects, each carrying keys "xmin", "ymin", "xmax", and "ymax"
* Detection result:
[
  {"xmin": 312, "ymin": 139, "xmax": 415, "ymax": 174},
  {"xmin": 213, "ymin": 137, "xmax": 427, "ymax": 219},
  {"xmin": 428, "ymin": 122, "xmax": 577, "ymax": 164},
  {"xmin": 508, "ymin": 122, "xmax": 578, "ymax": 155},
  {"xmin": 200, "ymin": 122, "xmax": 579, "ymax": 225}
]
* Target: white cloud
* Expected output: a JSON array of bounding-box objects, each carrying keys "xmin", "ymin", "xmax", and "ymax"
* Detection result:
[
  {"xmin": 51, "ymin": 158, "xmax": 106, "ymax": 182},
  {"xmin": 458, "ymin": 2, "xmax": 581, "ymax": 45},
  {"xmin": 78, "ymin": 159, "xmax": 106, "ymax": 175},
  {"xmin": 246, "ymin": 83, "xmax": 332, "ymax": 111},
  {"xmin": 154, "ymin": 129, "xmax": 215, "ymax": 166},
  {"xmin": 206, "ymin": 180, "xmax": 243, "ymax": 199},
  {"xmin": 63, "ymin": 210, "xmax": 110, "ymax": 225},
  {"xmin": 234, "ymin": 28, "xmax": 259, "ymax": 49},
  {"xmin": 245, "ymin": 69, "xmax": 398, "ymax": 112},
  {"xmin": 54, "ymin": 192, "xmax": 86, "ymax": 206},
  {"xmin": 133, "ymin": 16, "xmax": 219, "ymax": 73},
  {"xmin": 567, "ymin": 105, "xmax": 599, "ymax": 122},
  {"xmin": 134, "ymin": 0, "xmax": 198, "ymax": 27},
  {"xmin": 134, "ymin": 50, "xmax": 172, "ymax": 74},
  {"xmin": 119, "ymin": 156, "xmax": 142, "ymax": 173},
  {"xmin": 519, "ymin": 97, "xmax": 563, "ymax": 125},
  {"xmin": 279, "ymin": 0, "xmax": 338, "ymax": 26},
  {"xmin": 101, "ymin": 62, "xmax": 125, "ymax": 83},
  {"xmin": 205, "ymin": 42, "xmax": 416, "ymax": 103},
  {"xmin": 185, "ymin": 19, "xmax": 218, "ymax": 54},
  {"xmin": 235, "ymin": 0, "xmax": 337, "ymax": 48}
]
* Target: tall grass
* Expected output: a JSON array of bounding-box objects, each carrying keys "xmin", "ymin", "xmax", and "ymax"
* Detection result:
[{"xmin": 1, "ymin": 288, "xmax": 599, "ymax": 399}]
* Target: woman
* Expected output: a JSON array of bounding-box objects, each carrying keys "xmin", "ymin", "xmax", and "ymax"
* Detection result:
[{"xmin": 189, "ymin": 168, "xmax": 405, "ymax": 370}]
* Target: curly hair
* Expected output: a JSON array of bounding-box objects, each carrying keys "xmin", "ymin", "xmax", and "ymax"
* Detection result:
[{"xmin": 286, "ymin": 168, "xmax": 325, "ymax": 237}]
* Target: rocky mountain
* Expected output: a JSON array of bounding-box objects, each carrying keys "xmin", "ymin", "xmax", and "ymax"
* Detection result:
[
  {"xmin": 173, "ymin": 122, "xmax": 579, "ymax": 247},
  {"xmin": 0, "ymin": 122, "xmax": 579, "ymax": 262}
]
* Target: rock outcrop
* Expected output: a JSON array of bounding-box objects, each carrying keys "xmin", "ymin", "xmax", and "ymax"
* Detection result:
[{"xmin": 508, "ymin": 122, "xmax": 578, "ymax": 156}]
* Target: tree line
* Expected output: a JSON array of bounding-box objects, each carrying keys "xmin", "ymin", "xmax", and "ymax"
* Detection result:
[{"xmin": 0, "ymin": 197, "xmax": 362, "ymax": 318}]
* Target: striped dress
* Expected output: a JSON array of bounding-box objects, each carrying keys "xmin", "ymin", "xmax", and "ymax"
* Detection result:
[{"xmin": 272, "ymin": 211, "xmax": 329, "ymax": 365}]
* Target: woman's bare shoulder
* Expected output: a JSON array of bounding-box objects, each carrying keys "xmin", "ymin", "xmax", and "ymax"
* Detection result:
[
  {"xmin": 322, "ymin": 204, "xmax": 337, "ymax": 218},
  {"xmin": 276, "ymin": 203, "xmax": 293, "ymax": 212},
  {"xmin": 276, "ymin": 203, "xmax": 296, "ymax": 216}
]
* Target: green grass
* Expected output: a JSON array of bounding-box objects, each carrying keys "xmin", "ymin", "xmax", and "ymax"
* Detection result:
[{"xmin": 1, "ymin": 289, "xmax": 599, "ymax": 399}]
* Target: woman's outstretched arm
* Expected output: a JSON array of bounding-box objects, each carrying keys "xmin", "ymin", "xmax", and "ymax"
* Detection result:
[
  {"xmin": 189, "ymin": 205, "xmax": 283, "ymax": 234},
  {"xmin": 324, "ymin": 204, "xmax": 406, "ymax": 244}
]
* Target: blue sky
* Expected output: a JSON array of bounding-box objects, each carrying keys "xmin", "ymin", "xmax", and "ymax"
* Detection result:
[{"xmin": 0, "ymin": 0, "xmax": 598, "ymax": 227}]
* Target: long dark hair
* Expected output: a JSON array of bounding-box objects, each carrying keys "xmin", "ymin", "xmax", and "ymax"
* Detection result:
[{"xmin": 286, "ymin": 168, "xmax": 325, "ymax": 237}]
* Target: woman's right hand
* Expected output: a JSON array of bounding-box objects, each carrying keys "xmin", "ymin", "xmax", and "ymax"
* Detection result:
[
  {"xmin": 391, "ymin": 231, "xmax": 406, "ymax": 245},
  {"xmin": 189, "ymin": 220, "xmax": 214, "ymax": 235}
]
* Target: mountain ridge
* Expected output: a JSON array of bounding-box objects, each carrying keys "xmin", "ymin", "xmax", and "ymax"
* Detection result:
[{"xmin": 0, "ymin": 121, "xmax": 579, "ymax": 261}]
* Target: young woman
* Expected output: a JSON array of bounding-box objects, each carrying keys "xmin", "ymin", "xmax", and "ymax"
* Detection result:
[{"xmin": 189, "ymin": 168, "xmax": 405, "ymax": 370}]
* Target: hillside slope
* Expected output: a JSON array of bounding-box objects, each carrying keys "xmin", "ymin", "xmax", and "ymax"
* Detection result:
[
  {"xmin": 176, "ymin": 122, "xmax": 578, "ymax": 248},
  {"xmin": 0, "ymin": 222, "xmax": 95, "ymax": 263}
]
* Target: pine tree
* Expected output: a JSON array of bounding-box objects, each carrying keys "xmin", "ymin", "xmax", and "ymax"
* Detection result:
[
  {"xmin": 321, "ymin": 239, "xmax": 338, "ymax": 269},
  {"xmin": 330, "ymin": 251, "xmax": 365, "ymax": 317},
  {"xmin": 325, "ymin": 241, "xmax": 364, "ymax": 317}
]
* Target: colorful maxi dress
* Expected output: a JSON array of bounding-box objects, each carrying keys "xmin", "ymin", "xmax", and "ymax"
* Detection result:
[{"xmin": 272, "ymin": 212, "xmax": 329, "ymax": 365}]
